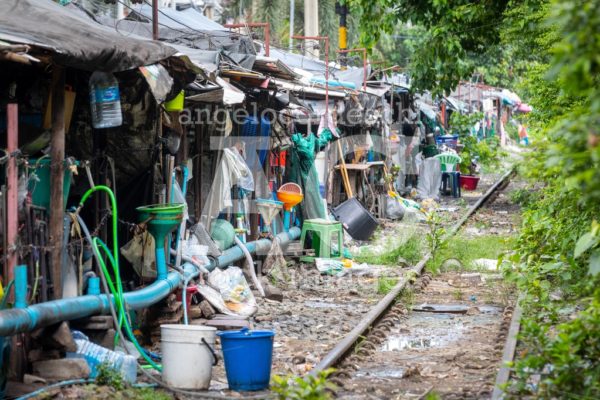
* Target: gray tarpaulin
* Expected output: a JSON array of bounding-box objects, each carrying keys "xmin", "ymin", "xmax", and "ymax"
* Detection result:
[
  {"xmin": 0, "ymin": 0, "xmax": 177, "ymax": 71},
  {"xmin": 107, "ymin": 5, "xmax": 256, "ymax": 58}
]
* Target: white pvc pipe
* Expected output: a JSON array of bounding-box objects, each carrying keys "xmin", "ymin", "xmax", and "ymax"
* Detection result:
[{"xmin": 233, "ymin": 236, "xmax": 265, "ymax": 297}]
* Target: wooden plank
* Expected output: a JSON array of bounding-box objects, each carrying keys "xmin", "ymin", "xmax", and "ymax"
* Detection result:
[{"xmin": 49, "ymin": 66, "xmax": 65, "ymax": 300}]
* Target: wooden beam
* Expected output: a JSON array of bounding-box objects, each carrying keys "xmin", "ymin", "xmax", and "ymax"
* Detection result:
[
  {"xmin": 5, "ymin": 103, "xmax": 18, "ymax": 297},
  {"xmin": 49, "ymin": 66, "xmax": 65, "ymax": 300}
]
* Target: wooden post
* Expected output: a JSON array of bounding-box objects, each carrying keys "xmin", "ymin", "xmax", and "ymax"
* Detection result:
[
  {"xmin": 49, "ymin": 66, "xmax": 65, "ymax": 300},
  {"xmin": 5, "ymin": 103, "xmax": 18, "ymax": 297},
  {"xmin": 6, "ymin": 102, "xmax": 26, "ymax": 379}
]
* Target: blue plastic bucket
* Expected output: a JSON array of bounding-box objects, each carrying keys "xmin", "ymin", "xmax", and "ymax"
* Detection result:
[{"xmin": 217, "ymin": 328, "xmax": 274, "ymax": 391}]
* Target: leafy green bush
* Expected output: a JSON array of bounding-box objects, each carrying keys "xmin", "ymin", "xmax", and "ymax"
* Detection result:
[
  {"xmin": 448, "ymin": 113, "xmax": 505, "ymax": 174},
  {"xmin": 96, "ymin": 362, "xmax": 125, "ymax": 391},
  {"xmin": 272, "ymin": 369, "xmax": 337, "ymax": 400}
]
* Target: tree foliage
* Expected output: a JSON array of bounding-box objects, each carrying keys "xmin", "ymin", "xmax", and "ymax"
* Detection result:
[
  {"xmin": 345, "ymin": 0, "xmax": 510, "ymax": 94},
  {"xmin": 348, "ymin": 0, "xmax": 600, "ymax": 396}
]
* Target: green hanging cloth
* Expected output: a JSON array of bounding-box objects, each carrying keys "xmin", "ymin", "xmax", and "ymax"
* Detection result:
[{"xmin": 285, "ymin": 129, "xmax": 334, "ymax": 223}]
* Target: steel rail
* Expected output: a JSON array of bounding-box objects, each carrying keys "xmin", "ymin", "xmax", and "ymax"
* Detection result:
[
  {"xmin": 491, "ymin": 294, "xmax": 524, "ymax": 399},
  {"xmin": 310, "ymin": 168, "xmax": 515, "ymax": 375}
]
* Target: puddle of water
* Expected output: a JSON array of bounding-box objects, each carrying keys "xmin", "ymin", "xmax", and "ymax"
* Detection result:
[
  {"xmin": 382, "ymin": 313, "xmax": 466, "ymax": 351},
  {"xmin": 381, "ymin": 306, "xmax": 502, "ymax": 352},
  {"xmin": 356, "ymin": 367, "xmax": 405, "ymax": 379},
  {"xmin": 304, "ymin": 300, "xmax": 342, "ymax": 309},
  {"xmin": 477, "ymin": 305, "xmax": 503, "ymax": 314}
]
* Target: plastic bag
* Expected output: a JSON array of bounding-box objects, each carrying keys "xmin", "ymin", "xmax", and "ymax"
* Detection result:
[
  {"xmin": 315, "ymin": 258, "xmax": 371, "ymax": 277},
  {"xmin": 120, "ymin": 231, "xmax": 156, "ymax": 279},
  {"xmin": 385, "ymin": 195, "xmax": 406, "ymax": 220},
  {"xmin": 416, "ymin": 157, "xmax": 442, "ymax": 201},
  {"xmin": 315, "ymin": 258, "xmax": 344, "ymax": 276},
  {"xmin": 182, "ymin": 238, "xmax": 210, "ymax": 268},
  {"xmin": 190, "ymin": 223, "xmax": 221, "ymax": 258},
  {"xmin": 263, "ymin": 239, "xmax": 289, "ymax": 283},
  {"xmin": 207, "ymin": 267, "xmax": 257, "ymax": 316},
  {"xmin": 171, "ymin": 180, "xmax": 188, "ymax": 220}
]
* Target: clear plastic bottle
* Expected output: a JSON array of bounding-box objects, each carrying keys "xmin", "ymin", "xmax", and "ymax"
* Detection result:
[
  {"xmin": 67, "ymin": 331, "xmax": 137, "ymax": 383},
  {"xmin": 89, "ymin": 71, "xmax": 123, "ymax": 129}
]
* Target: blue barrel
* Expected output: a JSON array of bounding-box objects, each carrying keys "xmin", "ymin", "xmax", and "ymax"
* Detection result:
[{"xmin": 217, "ymin": 328, "xmax": 274, "ymax": 391}]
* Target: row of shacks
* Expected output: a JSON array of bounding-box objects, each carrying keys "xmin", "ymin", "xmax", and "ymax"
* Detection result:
[
  {"xmin": 0, "ymin": 0, "xmax": 516, "ymax": 387},
  {"xmin": 0, "ymin": 0, "xmax": 522, "ymax": 310}
]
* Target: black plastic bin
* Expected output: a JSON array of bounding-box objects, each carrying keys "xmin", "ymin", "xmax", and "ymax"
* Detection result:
[{"xmin": 331, "ymin": 197, "xmax": 379, "ymax": 241}]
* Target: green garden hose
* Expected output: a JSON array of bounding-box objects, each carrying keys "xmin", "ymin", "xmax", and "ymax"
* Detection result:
[{"xmin": 79, "ymin": 185, "xmax": 162, "ymax": 371}]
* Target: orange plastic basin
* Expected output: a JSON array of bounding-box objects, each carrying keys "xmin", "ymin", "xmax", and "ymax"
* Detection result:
[{"xmin": 277, "ymin": 191, "xmax": 304, "ymax": 211}]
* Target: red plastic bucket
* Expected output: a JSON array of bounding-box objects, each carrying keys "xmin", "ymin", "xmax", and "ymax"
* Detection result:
[
  {"xmin": 460, "ymin": 175, "xmax": 480, "ymax": 191},
  {"xmin": 176, "ymin": 286, "xmax": 197, "ymax": 319}
]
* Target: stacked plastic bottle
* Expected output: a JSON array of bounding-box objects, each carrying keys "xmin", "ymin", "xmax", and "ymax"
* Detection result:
[
  {"xmin": 67, "ymin": 331, "xmax": 137, "ymax": 383},
  {"xmin": 89, "ymin": 71, "xmax": 123, "ymax": 129}
]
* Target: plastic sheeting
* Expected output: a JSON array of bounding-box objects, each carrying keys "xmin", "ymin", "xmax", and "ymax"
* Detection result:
[
  {"xmin": 201, "ymin": 147, "xmax": 254, "ymax": 226},
  {"xmin": 416, "ymin": 157, "xmax": 442, "ymax": 201},
  {"xmin": 0, "ymin": 0, "xmax": 177, "ymax": 72},
  {"xmin": 285, "ymin": 130, "xmax": 334, "ymax": 222}
]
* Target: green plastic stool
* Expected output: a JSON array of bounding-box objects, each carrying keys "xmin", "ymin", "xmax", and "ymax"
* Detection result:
[
  {"xmin": 300, "ymin": 218, "xmax": 344, "ymax": 262},
  {"xmin": 433, "ymin": 152, "xmax": 461, "ymax": 172}
]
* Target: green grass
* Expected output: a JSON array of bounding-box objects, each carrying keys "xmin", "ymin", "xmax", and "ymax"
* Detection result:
[
  {"xmin": 428, "ymin": 233, "xmax": 515, "ymax": 273},
  {"xmin": 80, "ymin": 385, "xmax": 173, "ymax": 400},
  {"xmin": 355, "ymin": 234, "xmax": 423, "ymax": 266},
  {"xmin": 377, "ymin": 276, "xmax": 398, "ymax": 295}
]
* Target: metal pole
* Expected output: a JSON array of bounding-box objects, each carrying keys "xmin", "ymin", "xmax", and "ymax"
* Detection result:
[
  {"xmin": 325, "ymin": 37, "xmax": 329, "ymax": 117},
  {"xmin": 49, "ymin": 66, "xmax": 65, "ymax": 300},
  {"xmin": 303, "ymin": 0, "xmax": 319, "ymax": 57},
  {"xmin": 6, "ymin": 103, "xmax": 18, "ymax": 297},
  {"xmin": 289, "ymin": 0, "xmax": 294, "ymax": 51},
  {"xmin": 336, "ymin": 2, "xmax": 348, "ymax": 67},
  {"xmin": 152, "ymin": 0, "xmax": 159, "ymax": 40}
]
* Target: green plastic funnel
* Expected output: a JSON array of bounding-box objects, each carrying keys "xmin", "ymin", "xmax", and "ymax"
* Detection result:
[{"xmin": 136, "ymin": 203, "xmax": 184, "ymax": 279}]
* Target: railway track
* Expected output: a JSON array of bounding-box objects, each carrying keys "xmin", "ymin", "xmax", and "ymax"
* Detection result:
[{"xmin": 310, "ymin": 169, "xmax": 518, "ymax": 399}]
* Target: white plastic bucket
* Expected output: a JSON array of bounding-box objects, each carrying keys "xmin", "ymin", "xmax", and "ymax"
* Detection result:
[{"xmin": 161, "ymin": 324, "xmax": 217, "ymax": 389}]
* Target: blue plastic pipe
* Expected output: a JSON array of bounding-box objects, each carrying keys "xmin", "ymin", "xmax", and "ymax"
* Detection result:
[
  {"xmin": 14, "ymin": 265, "xmax": 28, "ymax": 309},
  {"xmin": 87, "ymin": 277, "xmax": 101, "ymax": 295},
  {"xmin": 0, "ymin": 263, "xmax": 190, "ymax": 337},
  {"xmin": 154, "ymin": 244, "xmax": 169, "ymax": 281},
  {"xmin": 0, "ymin": 227, "xmax": 300, "ymax": 336},
  {"xmin": 205, "ymin": 227, "xmax": 300, "ymax": 272}
]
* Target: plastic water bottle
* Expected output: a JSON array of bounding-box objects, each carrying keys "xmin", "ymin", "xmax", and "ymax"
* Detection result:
[
  {"xmin": 89, "ymin": 71, "xmax": 122, "ymax": 129},
  {"xmin": 67, "ymin": 331, "xmax": 137, "ymax": 383}
]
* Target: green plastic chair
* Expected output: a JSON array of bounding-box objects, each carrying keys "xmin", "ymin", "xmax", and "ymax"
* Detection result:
[{"xmin": 434, "ymin": 153, "xmax": 462, "ymax": 172}]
